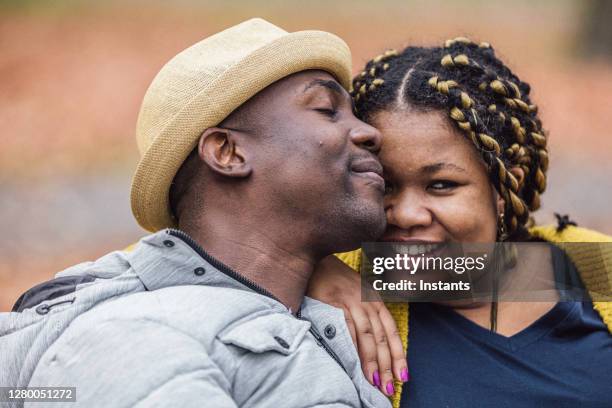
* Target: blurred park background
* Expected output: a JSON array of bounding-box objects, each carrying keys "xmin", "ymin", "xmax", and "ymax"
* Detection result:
[{"xmin": 1, "ymin": 0, "xmax": 611, "ymax": 311}]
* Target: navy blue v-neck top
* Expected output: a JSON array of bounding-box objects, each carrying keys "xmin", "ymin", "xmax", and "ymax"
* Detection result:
[{"xmin": 401, "ymin": 301, "xmax": 612, "ymax": 407}]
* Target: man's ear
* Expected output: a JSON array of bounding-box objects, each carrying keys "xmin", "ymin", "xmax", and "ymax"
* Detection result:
[{"xmin": 197, "ymin": 127, "xmax": 252, "ymax": 178}]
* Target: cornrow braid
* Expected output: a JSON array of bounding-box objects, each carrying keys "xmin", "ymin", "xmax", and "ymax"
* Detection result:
[
  {"xmin": 351, "ymin": 49, "xmax": 399, "ymax": 104},
  {"xmin": 352, "ymin": 38, "xmax": 549, "ymax": 240}
]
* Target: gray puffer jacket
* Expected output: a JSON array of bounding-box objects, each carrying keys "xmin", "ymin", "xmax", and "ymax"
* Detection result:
[{"xmin": 0, "ymin": 230, "xmax": 390, "ymax": 408}]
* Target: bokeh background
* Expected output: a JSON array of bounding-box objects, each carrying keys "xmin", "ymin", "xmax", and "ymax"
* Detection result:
[{"xmin": 1, "ymin": 0, "xmax": 611, "ymax": 311}]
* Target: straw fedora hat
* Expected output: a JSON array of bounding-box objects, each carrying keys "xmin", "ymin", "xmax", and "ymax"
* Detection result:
[{"xmin": 131, "ymin": 18, "xmax": 352, "ymax": 232}]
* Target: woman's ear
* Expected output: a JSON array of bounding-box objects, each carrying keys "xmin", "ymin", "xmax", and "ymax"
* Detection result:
[
  {"xmin": 494, "ymin": 186, "xmax": 506, "ymax": 217},
  {"xmin": 497, "ymin": 195, "xmax": 505, "ymax": 216},
  {"xmin": 197, "ymin": 128, "xmax": 252, "ymax": 178}
]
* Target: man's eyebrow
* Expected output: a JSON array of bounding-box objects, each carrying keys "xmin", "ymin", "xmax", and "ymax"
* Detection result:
[
  {"xmin": 303, "ymin": 79, "xmax": 345, "ymax": 95},
  {"xmin": 421, "ymin": 162, "xmax": 467, "ymax": 174}
]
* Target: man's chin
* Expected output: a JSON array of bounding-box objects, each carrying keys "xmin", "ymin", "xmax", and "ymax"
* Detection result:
[
  {"xmin": 346, "ymin": 201, "xmax": 387, "ymax": 243},
  {"xmin": 322, "ymin": 191, "xmax": 386, "ymax": 252}
]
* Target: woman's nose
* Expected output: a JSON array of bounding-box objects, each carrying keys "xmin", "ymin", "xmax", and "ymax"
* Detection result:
[{"xmin": 386, "ymin": 197, "xmax": 434, "ymax": 231}]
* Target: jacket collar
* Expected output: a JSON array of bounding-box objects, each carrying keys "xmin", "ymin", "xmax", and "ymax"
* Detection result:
[{"xmin": 126, "ymin": 229, "xmax": 287, "ymax": 312}]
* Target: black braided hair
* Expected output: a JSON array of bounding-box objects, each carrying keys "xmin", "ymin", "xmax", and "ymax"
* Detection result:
[{"xmin": 352, "ymin": 38, "xmax": 549, "ymax": 241}]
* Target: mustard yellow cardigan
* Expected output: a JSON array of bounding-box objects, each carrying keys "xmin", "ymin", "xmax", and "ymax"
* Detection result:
[{"xmin": 336, "ymin": 225, "xmax": 612, "ymax": 408}]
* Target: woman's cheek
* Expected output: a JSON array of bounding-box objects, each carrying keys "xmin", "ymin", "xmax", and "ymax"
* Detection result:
[{"xmin": 436, "ymin": 194, "xmax": 497, "ymax": 241}]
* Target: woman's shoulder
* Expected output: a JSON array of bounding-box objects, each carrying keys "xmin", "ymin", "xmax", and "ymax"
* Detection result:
[{"xmin": 529, "ymin": 225, "xmax": 612, "ymax": 243}]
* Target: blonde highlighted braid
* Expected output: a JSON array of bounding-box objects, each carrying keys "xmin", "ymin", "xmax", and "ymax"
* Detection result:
[
  {"xmin": 351, "ymin": 38, "xmax": 549, "ymax": 239},
  {"xmin": 352, "ymin": 49, "xmax": 399, "ymax": 104}
]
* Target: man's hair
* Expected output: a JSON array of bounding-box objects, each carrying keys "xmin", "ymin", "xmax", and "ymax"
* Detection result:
[
  {"xmin": 352, "ymin": 38, "xmax": 548, "ymax": 240},
  {"xmin": 169, "ymin": 147, "xmax": 200, "ymax": 222}
]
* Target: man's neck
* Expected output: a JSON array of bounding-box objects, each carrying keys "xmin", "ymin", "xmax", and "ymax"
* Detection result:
[{"xmin": 180, "ymin": 221, "xmax": 318, "ymax": 314}]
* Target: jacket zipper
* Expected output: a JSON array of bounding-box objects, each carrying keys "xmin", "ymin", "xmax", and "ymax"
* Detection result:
[
  {"xmin": 169, "ymin": 229, "xmax": 347, "ymax": 374},
  {"xmin": 168, "ymin": 229, "xmax": 282, "ymax": 304},
  {"xmin": 298, "ymin": 308, "xmax": 347, "ymax": 374}
]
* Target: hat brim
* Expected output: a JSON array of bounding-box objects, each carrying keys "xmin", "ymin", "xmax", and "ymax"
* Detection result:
[{"xmin": 130, "ymin": 30, "xmax": 352, "ymax": 232}]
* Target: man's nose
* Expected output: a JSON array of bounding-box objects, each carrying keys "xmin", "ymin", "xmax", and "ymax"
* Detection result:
[{"xmin": 349, "ymin": 121, "xmax": 382, "ymax": 153}]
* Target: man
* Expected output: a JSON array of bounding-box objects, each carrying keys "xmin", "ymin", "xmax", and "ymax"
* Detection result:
[{"xmin": 0, "ymin": 18, "xmax": 390, "ymax": 407}]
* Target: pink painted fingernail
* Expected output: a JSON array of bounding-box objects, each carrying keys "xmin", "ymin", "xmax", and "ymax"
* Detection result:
[
  {"xmin": 386, "ymin": 381, "xmax": 395, "ymax": 395},
  {"xmin": 401, "ymin": 367, "xmax": 409, "ymax": 382},
  {"xmin": 373, "ymin": 370, "xmax": 381, "ymax": 387}
]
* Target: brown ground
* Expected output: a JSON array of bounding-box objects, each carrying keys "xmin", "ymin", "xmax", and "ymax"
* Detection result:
[{"xmin": 1, "ymin": 1, "xmax": 611, "ymax": 311}]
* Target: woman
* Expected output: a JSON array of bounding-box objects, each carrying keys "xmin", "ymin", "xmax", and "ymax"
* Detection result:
[{"xmin": 308, "ymin": 38, "xmax": 612, "ymax": 407}]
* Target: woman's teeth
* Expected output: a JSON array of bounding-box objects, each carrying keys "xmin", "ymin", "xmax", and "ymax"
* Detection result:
[{"xmin": 391, "ymin": 243, "xmax": 441, "ymax": 255}]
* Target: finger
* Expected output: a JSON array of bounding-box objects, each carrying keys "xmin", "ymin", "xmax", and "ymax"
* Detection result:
[
  {"xmin": 377, "ymin": 302, "xmax": 409, "ymax": 382},
  {"xmin": 341, "ymin": 305, "xmax": 358, "ymax": 349},
  {"xmin": 349, "ymin": 304, "xmax": 379, "ymax": 387},
  {"xmin": 330, "ymin": 302, "xmax": 357, "ymax": 347},
  {"xmin": 367, "ymin": 305, "xmax": 394, "ymax": 396}
]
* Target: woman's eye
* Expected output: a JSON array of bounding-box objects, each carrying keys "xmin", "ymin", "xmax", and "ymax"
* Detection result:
[{"xmin": 428, "ymin": 180, "xmax": 459, "ymax": 191}]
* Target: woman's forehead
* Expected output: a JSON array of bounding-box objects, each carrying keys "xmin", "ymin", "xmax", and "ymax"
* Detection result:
[{"xmin": 375, "ymin": 109, "xmax": 478, "ymax": 165}]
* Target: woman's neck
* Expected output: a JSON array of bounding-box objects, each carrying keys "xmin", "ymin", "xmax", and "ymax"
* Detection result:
[
  {"xmin": 451, "ymin": 301, "xmax": 558, "ymax": 337},
  {"xmin": 446, "ymin": 244, "xmax": 560, "ymax": 336}
]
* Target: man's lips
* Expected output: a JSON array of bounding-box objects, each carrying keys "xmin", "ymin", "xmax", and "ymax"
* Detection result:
[{"xmin": 350, "ymin": 159, "xmax": 385, "ymax": 192}]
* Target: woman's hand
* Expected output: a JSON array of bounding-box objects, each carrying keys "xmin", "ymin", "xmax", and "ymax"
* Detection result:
[{"xmin": 307, "ymin": 255, "xmax": 409, "ymax": 396}]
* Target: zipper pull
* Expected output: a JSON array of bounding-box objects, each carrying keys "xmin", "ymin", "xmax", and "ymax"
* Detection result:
[{"xmin": 309, "ymin": 325, "xmax": 325, "ymax": 347}]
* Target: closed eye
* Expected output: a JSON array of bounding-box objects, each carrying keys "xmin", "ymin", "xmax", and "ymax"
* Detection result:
[{"xmin": 314, "ymin": 108, "xmax": 338, "ymax": 118}]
